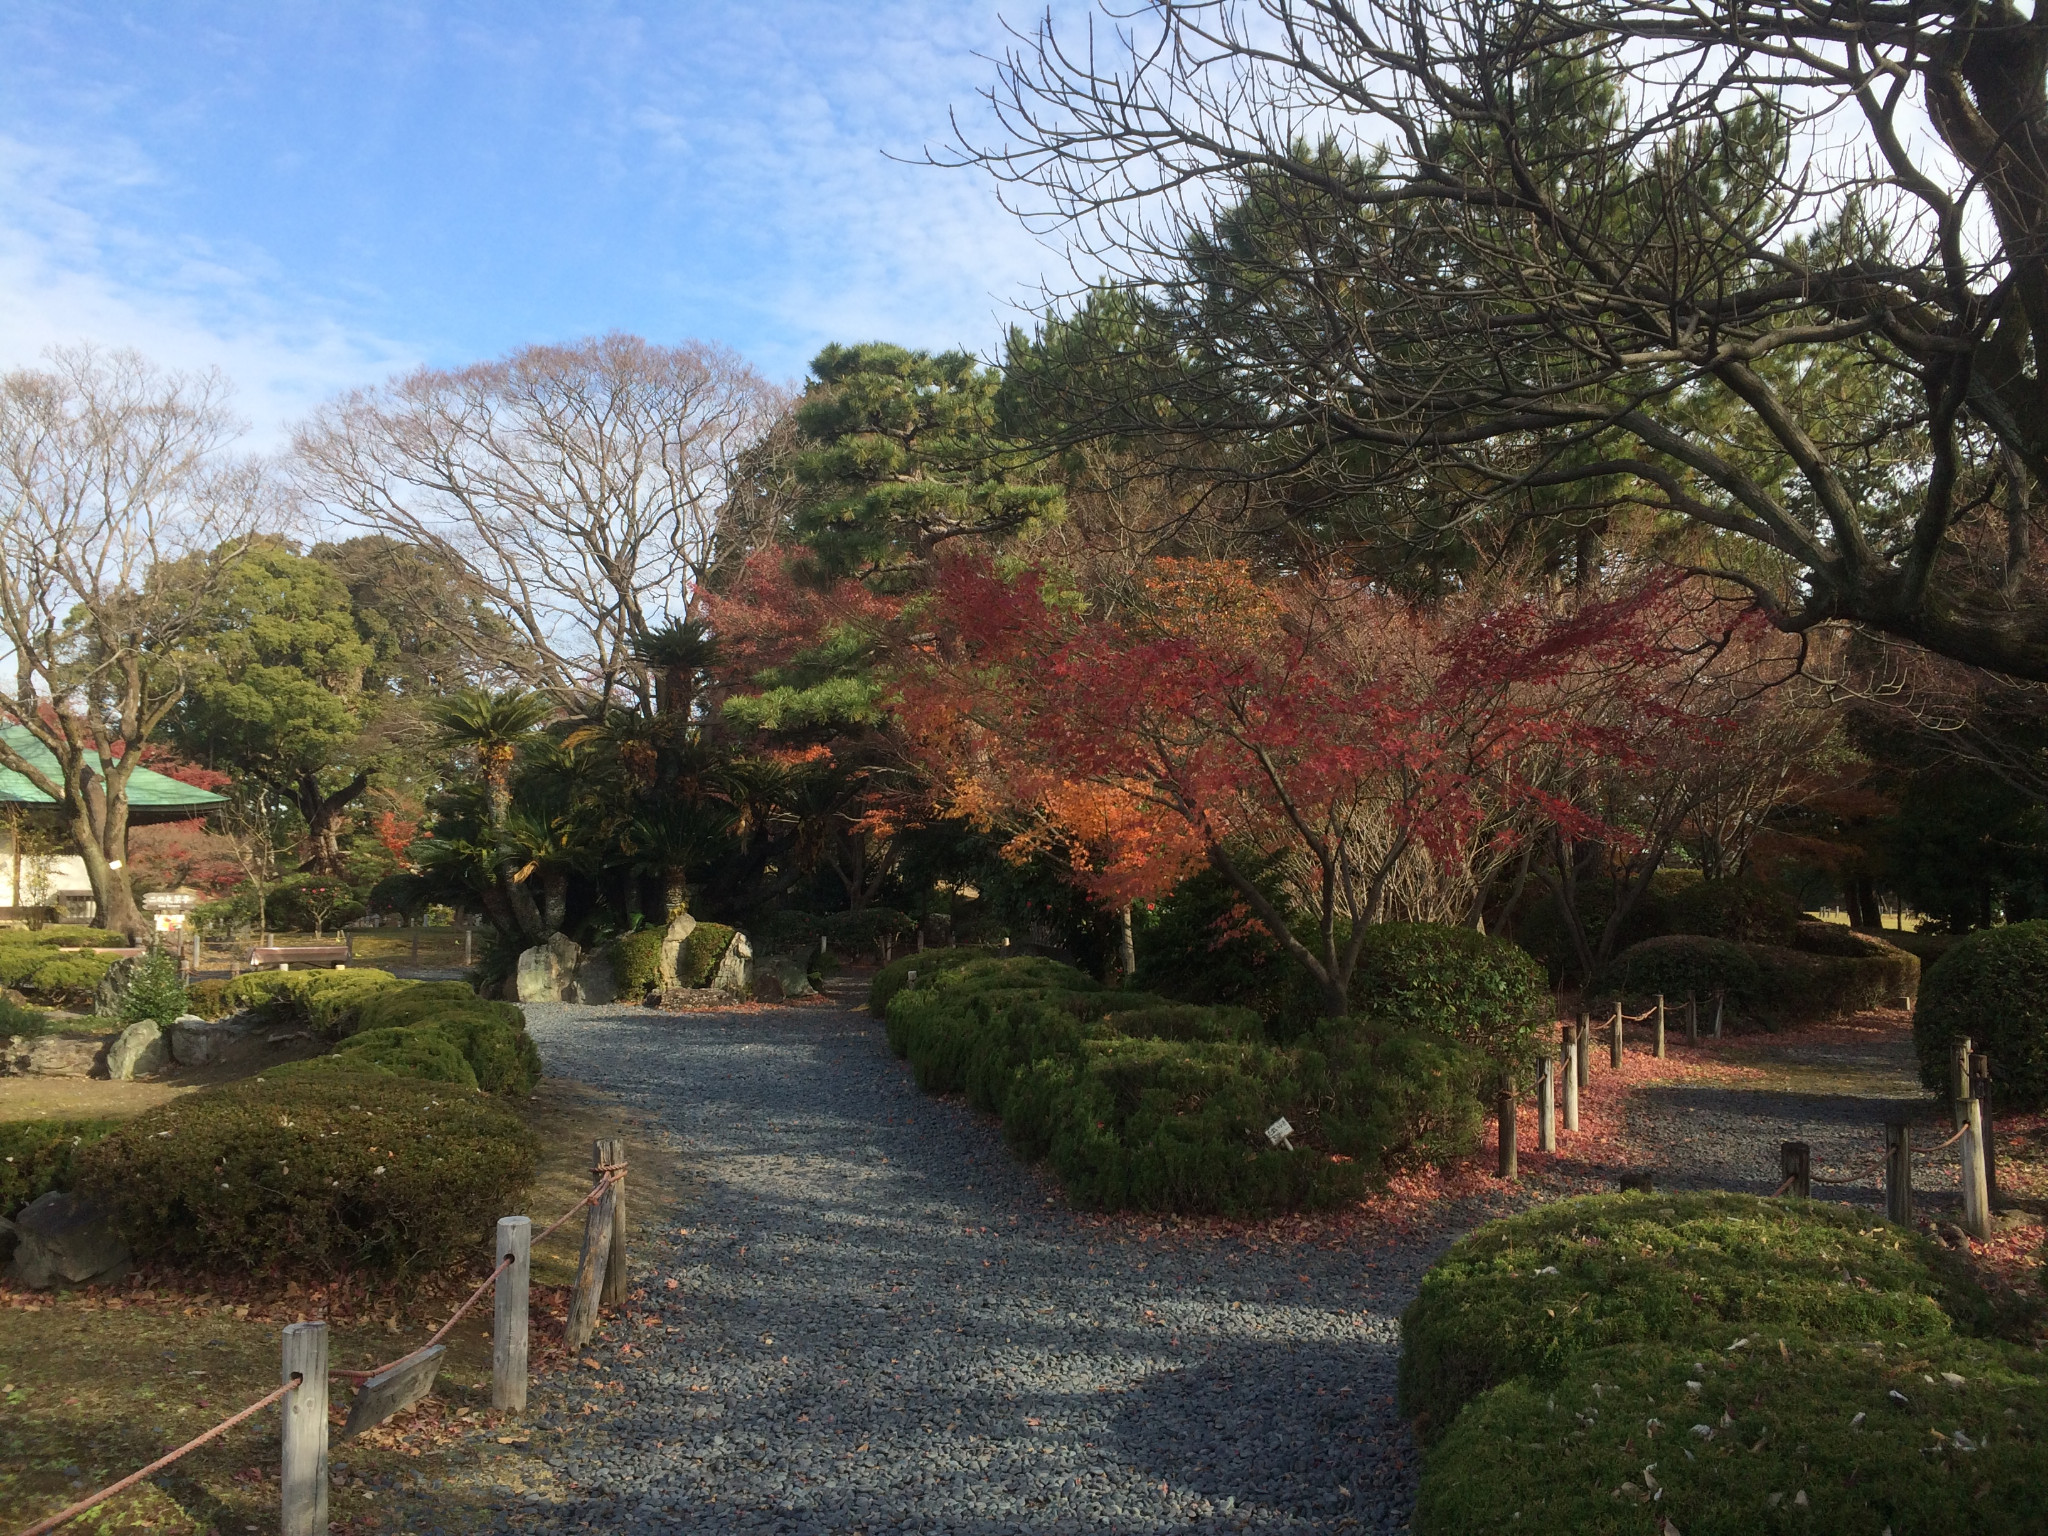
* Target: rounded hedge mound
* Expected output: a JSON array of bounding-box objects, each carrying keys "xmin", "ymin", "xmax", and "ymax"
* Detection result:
[
  {"xmin": 324, "ymin": 1026, "xmax": 480, "ymax": 1088},
  {"xmin": 1416, "ymin": 1336, "xmax": 2048, "ymax": 1536},
  {"xmin": 678, "ymin": 922, "xmax": 737, "ymax": 988},
  {"xmin": 608, "ymin": 929, "xmax": 664, "ymax": 995},
  {"xmin": 1914, "ymin": 921, "xmax": 2048, "ymax": 1106},
  {"xmin": 868, "ymin": 945, "xmax": 996, "ymax": 1017},
  {"xmin": 1345, "ymin": 923, "xmax": 1549, "ymax": 1063},
  {"xmin": 1, "ymin": 1117, "xmax": 116, "ymax": 1219},
  {"xmin": 1398, "ymin": 1191, "xmax": 1987, "ymax": 1441},
  {"xmin": 76, "ymin": 1072, "xmax": 536, "ymax": 1273},
  {"xmin": 1663, "ymin": 873, "xmax": 1801, "ymax": 944}
]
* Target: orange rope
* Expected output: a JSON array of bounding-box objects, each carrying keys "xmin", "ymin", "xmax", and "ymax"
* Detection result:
[{"xmin": 13, "ymin": 1376, "xmax": 301, "ymax": 1536}]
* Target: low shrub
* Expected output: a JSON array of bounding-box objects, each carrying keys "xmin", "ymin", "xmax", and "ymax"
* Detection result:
[
  {"xmin": 1914, "ymin": 920, "xmax": 2048, "ymax": 1106},
  {"xmin": 314, "ymin": 979, "xmax": 537, "ymax": 1094},
  {"xmin": 1888, "ymin": 929, "xmax": 1958, "ymax": 966},
  {"xmin": 1131, "ymin": 863, "xmax": 1293, "ymax": 1016},
  {"xmin": 607, "ymin": 929, "xmax": 665, "ymax": 995},
  {"xmin": 868, "ymin": 945, "xmax": 992, "ymax": 1017},
  {"xmin": 1415, "ymin": 1335, "xmax": 2048, "ymax": 1536},
  {"xmin": 1341, "ymin": 923, "xmax": 1549, "ymax": 1064},
  {"xmin": 1595, "ymin": 934, "xmax": 1765, "ymax": 1014},
  {"xmin": 417, "ymin": 1010, "xmax": 541, "ymax": 1095},
  {"xmin": 0, "ymin": 925, "xmax": 124, "ymax": 948},
  {"xmin": 119, "ymin": 949, "xmax": 189, "ymax": 1028},
  {"xmin": 1, "ymin": 1117, "xmax": 117, "ymax": 1219},
  {"xmin": 221, "ymin": 968, "xmax": 404, "ymax": 1037},
  {"xmin": 0, "ymin": 945, "xmax": 50, "ymax": 989},
  {"xmin": 677, "ymin": 923, "xmax": 737, "ymax": 988},
  {"xmin": 1663, "ymin": 872, "xmax": 1802, "ymax": 944},
  {"xmin": 351, "ymin": 981, "xmax": 485, "ymax": 1034},
  {"xmin": 184, "ymin": 977, "xmax": 231, "ymax": 1020},
  {"xmin": 323, "ymin": 1027, "xmax": 480, "ymax": 1088},
  {"xmin": 75, "ymin": 1072, "xmax": 537, "ymax": 1273},
  {"xmin": 1398, "ymin": 1192, "xmax": 1988, "ymax": 1442},
  {"xmin": 221, "ymin": 970, "xmax": 295, "ymax": 1013},
  {"xmin": 0, "ymin": 995, "xmax": 50, "ymax": 1037},
  {"xmin": 1750, "ymin": 940, "xmax": 1918, "ymax": 1021},
  {"xmin": 26, "ymin": 952, "xmax": 112, "ymax": 1002},
  {"xmin": 885, "ymin": 956, "xmax": 1487, "ymax": 1215}
]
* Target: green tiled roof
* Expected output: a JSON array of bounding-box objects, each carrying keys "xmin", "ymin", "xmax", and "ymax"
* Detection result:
[{"xmin": 0, "ymin": 725, "xmax": 225, "ymax": 823}]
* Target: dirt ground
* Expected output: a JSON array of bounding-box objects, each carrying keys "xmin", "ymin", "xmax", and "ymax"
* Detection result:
[{"xmin": 0, "ymin": 1062, "xmax": 692, "ymax": 1536}]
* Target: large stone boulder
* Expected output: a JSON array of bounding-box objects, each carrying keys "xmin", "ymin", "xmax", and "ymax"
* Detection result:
[
  {"xmin": 752, "ymin": 952, "xmax": 814, "ymax": 1002},
  {"xmin": 570, "ymin": 949, "xmax": 618, "ymax": 1005},
  {"xmin": 515, "ymin": 933, "xmax": 583, "ymax": 1003},
  {"xmin": 5, "ymin": 1190, "xmax": 130, "ymax": 1289},
  {"xmin": 709, "ymin": 932, "xmax": 753, "ymax": 996},
  {"xmin": 170, "ymin": 1014, "xmax": 254, "ymax": 1067},
  {"xmin": 2, "ymin": 1033, "xmax": 107, "ymax": 1077},
  {"xmin": 106, "ymin": 1018, "xmax": 168, "ymax": 1080},
  {"xmin": 656, "ymin": 911, "xmax": 699, "ymax": 989},
  {"xmin": 92, "ymin": 956, "xmax": 138, "ymax": 1019}
]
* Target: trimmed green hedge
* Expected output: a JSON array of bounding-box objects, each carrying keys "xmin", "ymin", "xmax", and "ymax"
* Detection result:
[
  {"xmin": 1415, "ymin": 1335, "xmax": 2048, "ymax": 1536},
  {"xmin": 184, "ymin": 977, "xmax": 230, "ymax": 1020},
  {"xmin": 75, "ymin": 1072, "xmax": 536, "ymax": 1274},
  {"xmin": 677, "ymin": 923, "xmax": 737, "ymax": 988},
  {"xmin": 311, "ymin": 1026, "xmax": 480, "ymax": 1088},
  {"xmin": 608, "ymin": 929, "xmax": 665, "ymax": 995},
  {"xmin": 1915, "ymin": 921, "xmax": 2048, "ymax": 1106},
  {"xmin": 1398, "ymin": 1192, "xmax": 1987, "ymax": 1442},
  {"xmin": 868, "ymin": 945, "xmax": 992, "ymax": 1017},
  {"xmin": 1, "ymin": 1117, "xmax": 117, "ymax": 1219},
  {"xmin": 1597, "ymin": 931, "xmax": 1917, "ymax": 1027},
  {"xmin": 1341, "ymin": 923, "xmax": 1550, "ymax": 1065},
  {"xmin": 885, "ymin": 956, "xmax": 1485, "ymax": 1214},
  {"xmin": 0, "ymin": 926, "xmax": 122, "ymax": 948},
  {"xmin": 1664, "ymin": 873, "xmax": 1801, "ymax": 944},
  {"xmin": 221, "ymin": 968, "xmax": 407, "ymax": 1037}
]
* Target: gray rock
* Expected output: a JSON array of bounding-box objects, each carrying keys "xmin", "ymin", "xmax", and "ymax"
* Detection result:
[
  {"xmin": 169, "ymin": 1015, "xmax": 254, "ymax": 1067},
  {"xmin": 570, "ymin": 950, "xmax": 618, "ymax": 1005},
  {"xmin": 0, "ymin": 1215, "xmax": 15, "ymax": 1264},
  {"xmin": 5, "ymin": 1190, "xmax": 130, "ymax": 1289},
  {"xmin": 753, "ymin": 952, "xmax": 814, "ymax": 1001},
  {"xmin": 106, "ymin": 1018, "xmax": 167, "ymax": 1080},
  {"xmin": 516, "ymin": 933, "xmax": 583, "ymax": 1003},
  {"xmin": 709, "ymin": 931, "xmax": 753, "ymax": 996},
  {"xmin": 656, "ymin": 911, "xmax": 700, "ymax": 989},
  {"xmin": 92, "ymin": 955, "xmax": 139, "ymax": 1019},
  {"xmin": 4, "ymin": 1033, "xmax": 108, "ymax": 1077}
]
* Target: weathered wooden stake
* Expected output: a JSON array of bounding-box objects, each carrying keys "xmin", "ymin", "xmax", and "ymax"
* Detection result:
[
  {"xmin": 1685, "ymin": 990, "xmax": 1698, "ymax": 1045},
  {"xmin": 1561, "ymin": 1024, "xmax": 1580, "ymax": 1133},
  {"xmin": 1537, "ymin": 1054, "xmax": 1556, "ymax": 1153},
  {"xmin": 600, "ymin": 1137, "xmax": 629, "ymax": 1309},
  {"xmin": 1653, "ymin": 994, "xmax": 1666, "ymax": 1059},
  {"xmin": 1779, "ymin": 1140, "xmax": 1810, "ymax": 1199},
  {"xmin": 280, "ymin": 1321, "xmax": 328, "ymax": 1536},
  {"xmin": 1951, "ymin": 1036, "xmax": 1974, "ymax": 1130},
  {"xmin": 1971, "ymin": 1051, "xmax": 1998, "ymax": 1203},
  {"xmin": 1496, "ymin": 1073, "xmax": 1517, "ymax": 1180},
  {"xmin": 1883, "ymin": 1122, "xmax": 1913, "ymax": 1225},
  {"xmin": 564, "ymin": 1154, "xmax": 621, "ymax": 1350},
  {"xmin": 463, "ymin": 926, "xmax": 474, "ymax": 966},
  {"xmin": 1575, "ymin": 1009, "xmax": 1591, "ymax": 1088},
  {"xmin": 1609, "ymin": 1002, "xmax": 1624, "ymax": 1068},
  {"xmin": 1961, "ymin": 1099, "xmax": 1992, "ymax": 1240},
  {"xmin": 493, "ymin": 1215, "xmax": 531, "ymax": 1412},
  {"xmin": 1711, "ymin": 990, "xmax": 1724, "ymax": 1038}
]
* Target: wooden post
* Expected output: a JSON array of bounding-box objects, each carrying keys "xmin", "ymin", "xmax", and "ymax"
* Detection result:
[
  {"xmin": 1653, "ymin": 994, "xmax": 1666, "ymax": 1059},
  {"xmin": 1537, "ymin": 1054, "xmax": 1556, "ymax": 1152},
  {"xmin": 1711, "ymin": 990, "xmax": 1724, "ymax": 1038},
  {"xmin": 1609, "ymin": 1002, "xmax": 1624, "ymax": 1068},
  {"xmin": 1970, "ymin": 1052, "xmax": 1998, "ymax": 1204},
  {"xmin": 464, "ymin": 926, "xmax": 474, "ymax": 967},
  {"xmin": 600, "ymin": 1137, "xmax": 629, "ymax": 1308},
  {"xmin": 1561, "ymin": 1023, "xmax": 1580, "ymax": 1132},
  {"xmin": 564, "ymin": 1157, "xmax": 620, "ymax": 1350},
  {"xmin": 1779, "ymin": 1140, "xmax": 1810, "ymax": 1199},
  {"xmin": 1951, "ymin": 1037, "xmax": 1973, "ymax": 1130},
  {"xmin": 1575, "ymin": 1009, "xmax": 1591, "ymax": 1088},
  {"xmin": 280, "ymin": 1321, "xmax": 328, "ymax": 1536},
  {"xmin": 1686, "ymin": 990, "xmax": 1698, "ymax": 1045},
  {"xmin": 1496, "ymin": 1072, "xmax": 1517, "ymax": 1180},
  {"xmin": 1961, "ymin": 1098, "xmax": 1992, "ymax": 1240},
  {"xmin": 493, "ymin": 1216, "xmax": 531, "ymax": 1412},
  {"xmin": 1884, "ymin": 1122, "xmax": 1913, "ymax": 1225}
]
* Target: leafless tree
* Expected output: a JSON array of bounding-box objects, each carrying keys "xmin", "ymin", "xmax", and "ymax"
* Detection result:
[
  {"xmin": 294, "ymin": 334, "xmax": 786, "ymax": 713},
  {"xmin": 955, "ymin": 0, "xmax": 2048, "ymax": 678},
  {"xmin": 0, "ymin": 347, "xmax": 264, "ymax": 936}
]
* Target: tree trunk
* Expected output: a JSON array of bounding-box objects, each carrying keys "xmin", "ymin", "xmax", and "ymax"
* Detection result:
[
  {"xmin": 543, "ymin": 870, "xmax": 568, "ymax": 932},
  {"xmin": 663, "ymin": 867, "xmax": 688, "ymax": 922},
  {"xmin": 1118, "ymin": 904, "xmax": 1136, "ymax": 981},
  {"xmin": 289, "ymin": 769, "xmax": 372, "ymax": 875}
]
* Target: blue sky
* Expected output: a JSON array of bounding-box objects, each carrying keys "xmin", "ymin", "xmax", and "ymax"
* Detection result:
[{"xmin": 0, "ymin": 2, "xmax": 1070, "ymax": 440}]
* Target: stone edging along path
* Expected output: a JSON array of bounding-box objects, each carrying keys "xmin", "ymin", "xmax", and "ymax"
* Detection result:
[{"xmin": 490, "ymin": 987, "xmax": 1503, "ymax": 1536}]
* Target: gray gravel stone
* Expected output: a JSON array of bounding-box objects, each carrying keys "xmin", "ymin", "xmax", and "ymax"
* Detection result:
[{"xmin": 497, "ymin": 986, "xmax": 1470, "ymax": 1534}]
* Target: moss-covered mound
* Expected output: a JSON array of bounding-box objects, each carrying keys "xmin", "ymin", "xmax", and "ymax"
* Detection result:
[{"xmin": 1914, "ymin": 920, "xmax": 2048, "ymax": 1106}]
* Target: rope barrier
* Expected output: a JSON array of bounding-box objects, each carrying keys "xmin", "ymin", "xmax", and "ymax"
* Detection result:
[
  {"xmin": 1772, "ymin": 1174, "xmax": 1797, "ymax": 1196},
  {"xmin": 14, "ymin": 1375, "xmax": 302, "ymax": 1536},
  {"xmin": 1924, "ymin": 1124, "xmax": 1969, "ymax": 1152},
  {"xmin": 334, "ymin": 1171, "xmax": 619, "ymax": 1382}
]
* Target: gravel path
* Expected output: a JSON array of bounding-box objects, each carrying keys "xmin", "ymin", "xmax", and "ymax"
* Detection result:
[
  {"xmin": 1619, "ymin": 1016, "xmax": 1963, "ymax": 1212},
  {"xmin": 497, "ymin": 985, "xmax": 1461, "ymax": 1535}
]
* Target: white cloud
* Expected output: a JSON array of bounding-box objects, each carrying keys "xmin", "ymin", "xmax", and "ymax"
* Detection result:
[{"xmin": 0, "ymin": 132, "xmax": 417, "ymax": 450}]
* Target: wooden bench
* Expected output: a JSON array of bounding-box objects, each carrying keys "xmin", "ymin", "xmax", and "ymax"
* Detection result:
[{"xmin": 245, "ymin": 945, "xmax": 350, "ymax": 972}]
